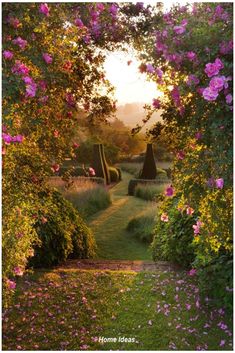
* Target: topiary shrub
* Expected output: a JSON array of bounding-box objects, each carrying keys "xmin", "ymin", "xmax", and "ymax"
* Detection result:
[
  {"xmin": 140, "ymin": 143, "xmax": 157, "ymax": 179},
  {"xmin": 30, "ymin": 190, "xmax": 96, "ymax": 268},
  {"xmin": 100, "ymin": 144, "xmax": 111, "ymax": 184},
  {"xmin": 116, "ymin": 167, "xmax": 122, "ymax": 180},
  {"xmin": 92, "ymin": 144, "xmax": 108, "ymax": 184},
  {"xmin": 108, "ymin": 166, "xmax": 120, "ymax": 183},
  {"xmin": 151, "ymin": 194, "xmax": 197, "ymax": 268}
]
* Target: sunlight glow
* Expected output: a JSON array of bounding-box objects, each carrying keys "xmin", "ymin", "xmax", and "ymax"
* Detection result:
[{"xmin": 103, "ymin": 51, "xmax": 162, "ymax": 105}]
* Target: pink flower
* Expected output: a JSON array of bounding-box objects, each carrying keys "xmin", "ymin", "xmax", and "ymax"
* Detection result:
[
  {"xmin": 51, "ymin": 164, "xmax": 60, "ymax": 173},
  {"xmin": 226, "ymin": 94, "xmax": 232, "ymax": 104},
  {"xmin": 12, "ymin": 37, "xmax": 27, "ymax": 50},
  {"xmin": 215, "ymin": 178, "xmax": 224, "ymax": 189},
  {"xmin": 14, "ymin": 266, "xmax": 24, "ymax": 276},
  {"xmin": 177, "ymin": 150, "xmax": 185, "ymax": 160},
  {"xmin": 22, "ymin": 76, "xmax": 34, "ymax": 84},
  {"xmin": 186, "ymin": 304, "xmax": 191, "ymax": 310},
  {"xmin": 202, "ymin": 87, "xmax": 219, "ymax": 101},
  {"xmin": 160, "ymin": 213, "xmax": 169, "ymax": 222},
  {"xmin": 171, "ymin": 86, "xmax": 181, "ymax": 106},
  {"xmin": 186, "ymin": 74, "xmax": 199, "ymax": 86},
  {"xmin": 38, "ymin": 80, "xmax": 47, "ymax": 91},
  {"xmin": 195, "ymin": 131, "xmax": 202, "ymax": 140},
  {"xmin": 53, "ymin": 130, "xmax": 59, "ymax": 138},
  {"xmin": 12, "ymin": 61, "xmax": 30, "ymax": 75},
  {"xmin": 75, "ymin": 18, "xmax": 84, "ymax": 28},
  {"xmin": 165, "ymin": 186, "xmax": 174, "ymax": 197},
  {"xmin": 205, "ymin": 58, "xmax": 224, "ymax": 77},
  {"xmin": 6, "ymin": 279, "xmax": 16, "ymax": 290},
  {"xmin": 73, "ymin": 142, "xmax": 80, "ymax": 148},
  {"xmin": 97, "ymin": 3, "xmax": 105, "ymax": 12},
  {"xmin": 25, "ymin": 82, "xmax": 37, "ymax": 97},
  {"xmin": 39, "ymin": 3, "xmax": 50, "ymax": 16},
  {"xmin": 152, "ymin": 98, "xmax": 161, "ymax": 109},
  {"xmin": 188, "ymin": 268, "xmax": 197, "ymax": 276},
  {"xmin": 41, "ymin": 216, "xmax": 48, "ymax": 224},
  {"xmin": 12, "ymin": 135, "xmax": 24, "ymax": 143},
  {"xmin": 186, "ymin": 206, "xmax": 194, "ymax": 215},
  {"xmin": 173, "ymin": 25, "xmax": 186, "ymax": 34},
  {"xmin": 109, "ymin": 4, "xmax": 118, "ymax": 16},
  {"xmin": 42, "ymin": 53, "xmax": 53, "ymax": 64},
  {"xmin": 8, "ymin": 17, "xmax": 21, "ymax": 28},
  {"xmin": 88, "ymin": 167, "xmax": 95, "ymax": 176},
  {"xmin": 187, "ymin": 51, "xmax": 197, "ymax": 61},
  {"xmin": 3, "ymin": 50, "xmax": 13, "ymax": 60},
  {"xmin": 209, "ymin": 76, "xmax": 226, "ymax": 92},
  {"xmin": 220, "ymin": 340, "xmax": 226, "ymax": 347},
  {"xmin": 193, "ymin": 220, "xmax": 203, "ymax": 235},
  {"xmin": 156, "ymin": 68, "xmax": 163, "ymax": 78},
  {"xmin": 146, "ymin": 64, "xmax": 155, "ymax": 73},
  {"xmin": 2, "ymin": 133, "xmax": 12, "ymax": 144}
]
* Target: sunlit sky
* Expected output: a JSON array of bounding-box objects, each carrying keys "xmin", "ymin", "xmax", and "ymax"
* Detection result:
[{"xmin": 103, "ymin": 50, "xmax": 161, "ymax": 105}]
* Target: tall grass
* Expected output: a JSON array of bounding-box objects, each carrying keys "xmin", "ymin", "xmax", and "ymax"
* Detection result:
[
  {"xmin": 126, "ymin": 207, "xmax": 158, "ymax": 243},
  {"xmin": 47, "ymin": 177, "xmax": 111, "ymax": 219},
  {"xmin": 134, "ymin": 183, "xmax": 168, "ymax": 201}
]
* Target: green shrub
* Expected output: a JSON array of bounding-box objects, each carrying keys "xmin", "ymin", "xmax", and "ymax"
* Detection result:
[
  {"xmin": 58, "ymin": 166, "xmax": 87, "ymax": 177},
  {"xmin": 140, "ymin": 143, "xmax": 157, "ymax": 179},
  {"xmin": 127, "ymin": 208, "xmax": 157, "ymax": 243},
  {"xmin": 108, "ymin": 166, "xmax": 120, "ymax": 183},
  {"xmin": 100, "ymin": 144, "xmax": 111, "ymax": 184},
  {"xmin": 134, "ymin": 183, "xmax": 167, "ymax": 201},
  {"xmin": 92, "ymin": 144, "xmax": 109, "ymax": 184},
  {"xmin": 30, "ymin": 190, "xmax": 96, "ymax": 268},
  {"xmin": 152, "ymin": 194, "xmax": 197, "ymax": 267}
]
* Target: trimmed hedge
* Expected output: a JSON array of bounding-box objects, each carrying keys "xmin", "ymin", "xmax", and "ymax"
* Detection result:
[
  {"xmin": 30, "ymin": 190, "xmax": 96, "ymax": 268},
  {"xmin": 140, "ymin": 144, "xmax": 157, "ymax": 179},
  {"xmin": 108, "ymin": 166, "xmax": 120, "ymax": 183}
]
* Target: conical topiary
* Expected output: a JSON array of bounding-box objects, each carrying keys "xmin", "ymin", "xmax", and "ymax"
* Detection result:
[
  {"xmin": 100, "ymin": 144, "xmax": 111, "ymax": 184},
  {"xmin": 92, "ymin": 144, "xmax": 107, "ymax": 183},
  {"xmin": 140, "ymin": 143, "xmax": 157, "ymax": 179}
]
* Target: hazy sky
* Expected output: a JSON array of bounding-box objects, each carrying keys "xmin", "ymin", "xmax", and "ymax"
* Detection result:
[{"xmin": 103, "ymin": 50, "xmax": 162, "ymax": 105}]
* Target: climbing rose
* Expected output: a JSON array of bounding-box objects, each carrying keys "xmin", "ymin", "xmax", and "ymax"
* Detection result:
[
  {"xmin": 202, "ymin": 87, "xmax": 219, "ymax": 101},
  {"xmin": 6, "ymin": 279, "xmax": 16, "ymax": 290},
  {"xmin": 215, "ymin": 178, "xmax": 224, "ymax": 189},
  {"xmin": 174, "ymin": 25, "xmax": 186, "ymax": 34},
  {"xmin": 152, "ymin": 98, "xmax": 161, "ymax": 109},
  {"xmin": 165, "ymin": 186, "xmax": 174, "ymax": 196},
  {"xmin": 3, "ymin": 50, "xmax": 13, "ymax": 60},
  {"xmin": 160, "ymin": 213, "xmax": 169, "ymax": 222},
  {"xmin": 25, "ymin": 82, "xmax": 37, "ymax": 97},
  {"xmin": 209, "ymin": 76, "xmax": 226, "ymax": 92},
  {"xmin": 205, "ymin": 58, "xmax": 224, "ymax": 77},
  {"xmin": 8, "ymin": 17, "xmax": 20, "ymax": 28},
  {"xmin": 177, "ymin": 150, "xmax": 185, "ymax": 160},
  {"xmin": 186, "ymin": 74, "xmax": 199, "ymax": 86},
  {"xmin": 39, "ymin": 3, "xmax": 49, "ymax": 16},
  {"xmin": 88, "ymin": 167, "xmax": 95, "ymax": 176},
  {"xmin": 188, "ymin": 268, "xmax": 197, "ymax": 276},
  {"xmin": 193, "ymin": 220, "xmax": 203, "ymax": 235},
  {"xmin": 12, "ymin": 37, "xmax": 27, "ymax": 50},
  {"xmin": 186, "ymin": 206, "xmax": 194, "ymax": 215},
  {"xmin": 75, "ymin": 18, "xmax": 84, "ymax": 27},
  {"xmin": 226, "ymin": 94, "xmax": 233, "ymax": 104},
  {"xmin": 12, "ymin": 61, "xmax": 30, "ymax": 75},
  {"xmin": 2, "ymin": 133, "xmax": 12, "ymax": 144},
  {"xmin": 146, "ymin": 64, "xmax": 155, "ymax": 73},
  {"xmin": 42, "ymin": 53, "xmax": 53, "ymax": 64},
  {"xmin": 14, "ymin": 266, "xmax": 24, "ymax": 276},
  {"xmin": 187, "ymin": 51, "xmax": 197, "ymax": 61},
  {"xmin": 51, "ymin": 164, "xmax": 60, "ymax": 173}
]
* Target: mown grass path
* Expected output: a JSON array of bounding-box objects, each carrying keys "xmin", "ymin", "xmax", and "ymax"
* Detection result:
[{"xmin": 88, "ymin": 171, "xmax": 155, "ymax": 260}]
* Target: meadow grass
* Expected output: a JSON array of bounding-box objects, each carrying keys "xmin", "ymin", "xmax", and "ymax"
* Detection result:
[
  {"xmin": 47, "ymin": 177, "xmax": 111, "ymax": 219},
  {"xmin": 126, "ymin": 207, "xmax": 158, "ymax": 243},
  {"xmin": 2, "ymin": 269, "xmax": 232, "ymax": 351},
  {"xmin": 134, "ymin": 183, "xmax": 168, "ymax": 201}
]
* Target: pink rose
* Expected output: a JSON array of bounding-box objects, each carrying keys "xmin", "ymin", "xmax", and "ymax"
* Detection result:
[
  {"xmin": 193, "ymin": 220, "xmax": 203, "ymax": 235},
  {"xmin": 75, "ymin": 18, "xmax": 84, "ymax": 28},
  {"xmin": 42, "ymin": 53, "xmax": 53, "ymax": 64},
  {"xmin": 226, "ymin": 94, "xmax": 232, "ymax": 105},
  {"xmin": 39, "ymin": 3, "xmax": 50, "ymax": 16},
  {"xmin": 14, "ymin": 266, "xmax": 24, "ymax": 276},
  {"xmin": 146, "ymin": 64, "xmax": 155, "ymax": 73},
  {"xmin": 12, "ymin": 37, "xmax": 27, "ymax": 50},
  {"xmin": 152, "ymin": 98, "xmax": 161, "ymax": 109},
  {"xmin": 12, "ymin": 61, "xmax": 30, "ymax": 76},
  {"xmin": 25, "ymin": 82, "xmax": 37, "ymax": 97},
  {"xmin": 173, "ymin": 25, "xmax": 186, "ymax": 34},
  {"xmin": 88, "ymin": 167, "xmax": 96, "ymax": 176},
  {"xmin": 165, "ymin": 186, "xmax": 174, "ymax": 197},
  {"xmin": 3, "ymin": 50, "xmax": 13, "ymax": 60},
  {"xmin": 186, "ymin": 74, "xmax": 199, "ymax": 86},
  {"xmin": 187, "ymin": 51, "xmax": 197, "ymax": 61},
  {"xmin": 160, "ymin": 213, "xmax": 169, "ymax": 222},
  {"xmin": 205, "ymin": 58, "xmax": 224, "ymax": 77},
  {"xmin": 202, "ymin": 87, "xmax": 219, "ymax": 101},
  {"xmin": 215, "ymin": 178, "xmax": 224, "ymax": 189},
  {"xmin": 6, "ymin": 279, "xmax": 16, "ymax": 290},
  {"xmin": 209, "ymin": 76, "xmax": 225, "ymax": 92},
  {"xmin": 51, "ymin": 164, "xmax": 60, "ymax": 173}
]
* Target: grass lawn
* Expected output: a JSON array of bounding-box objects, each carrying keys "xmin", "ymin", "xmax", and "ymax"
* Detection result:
[
  {"xmin": 88, "ymin": 172, "xmax": 156, "ymax": 260},
  {"xmin": 3, "ymin": 269, "xmax": 232, "ymax": 351}
]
